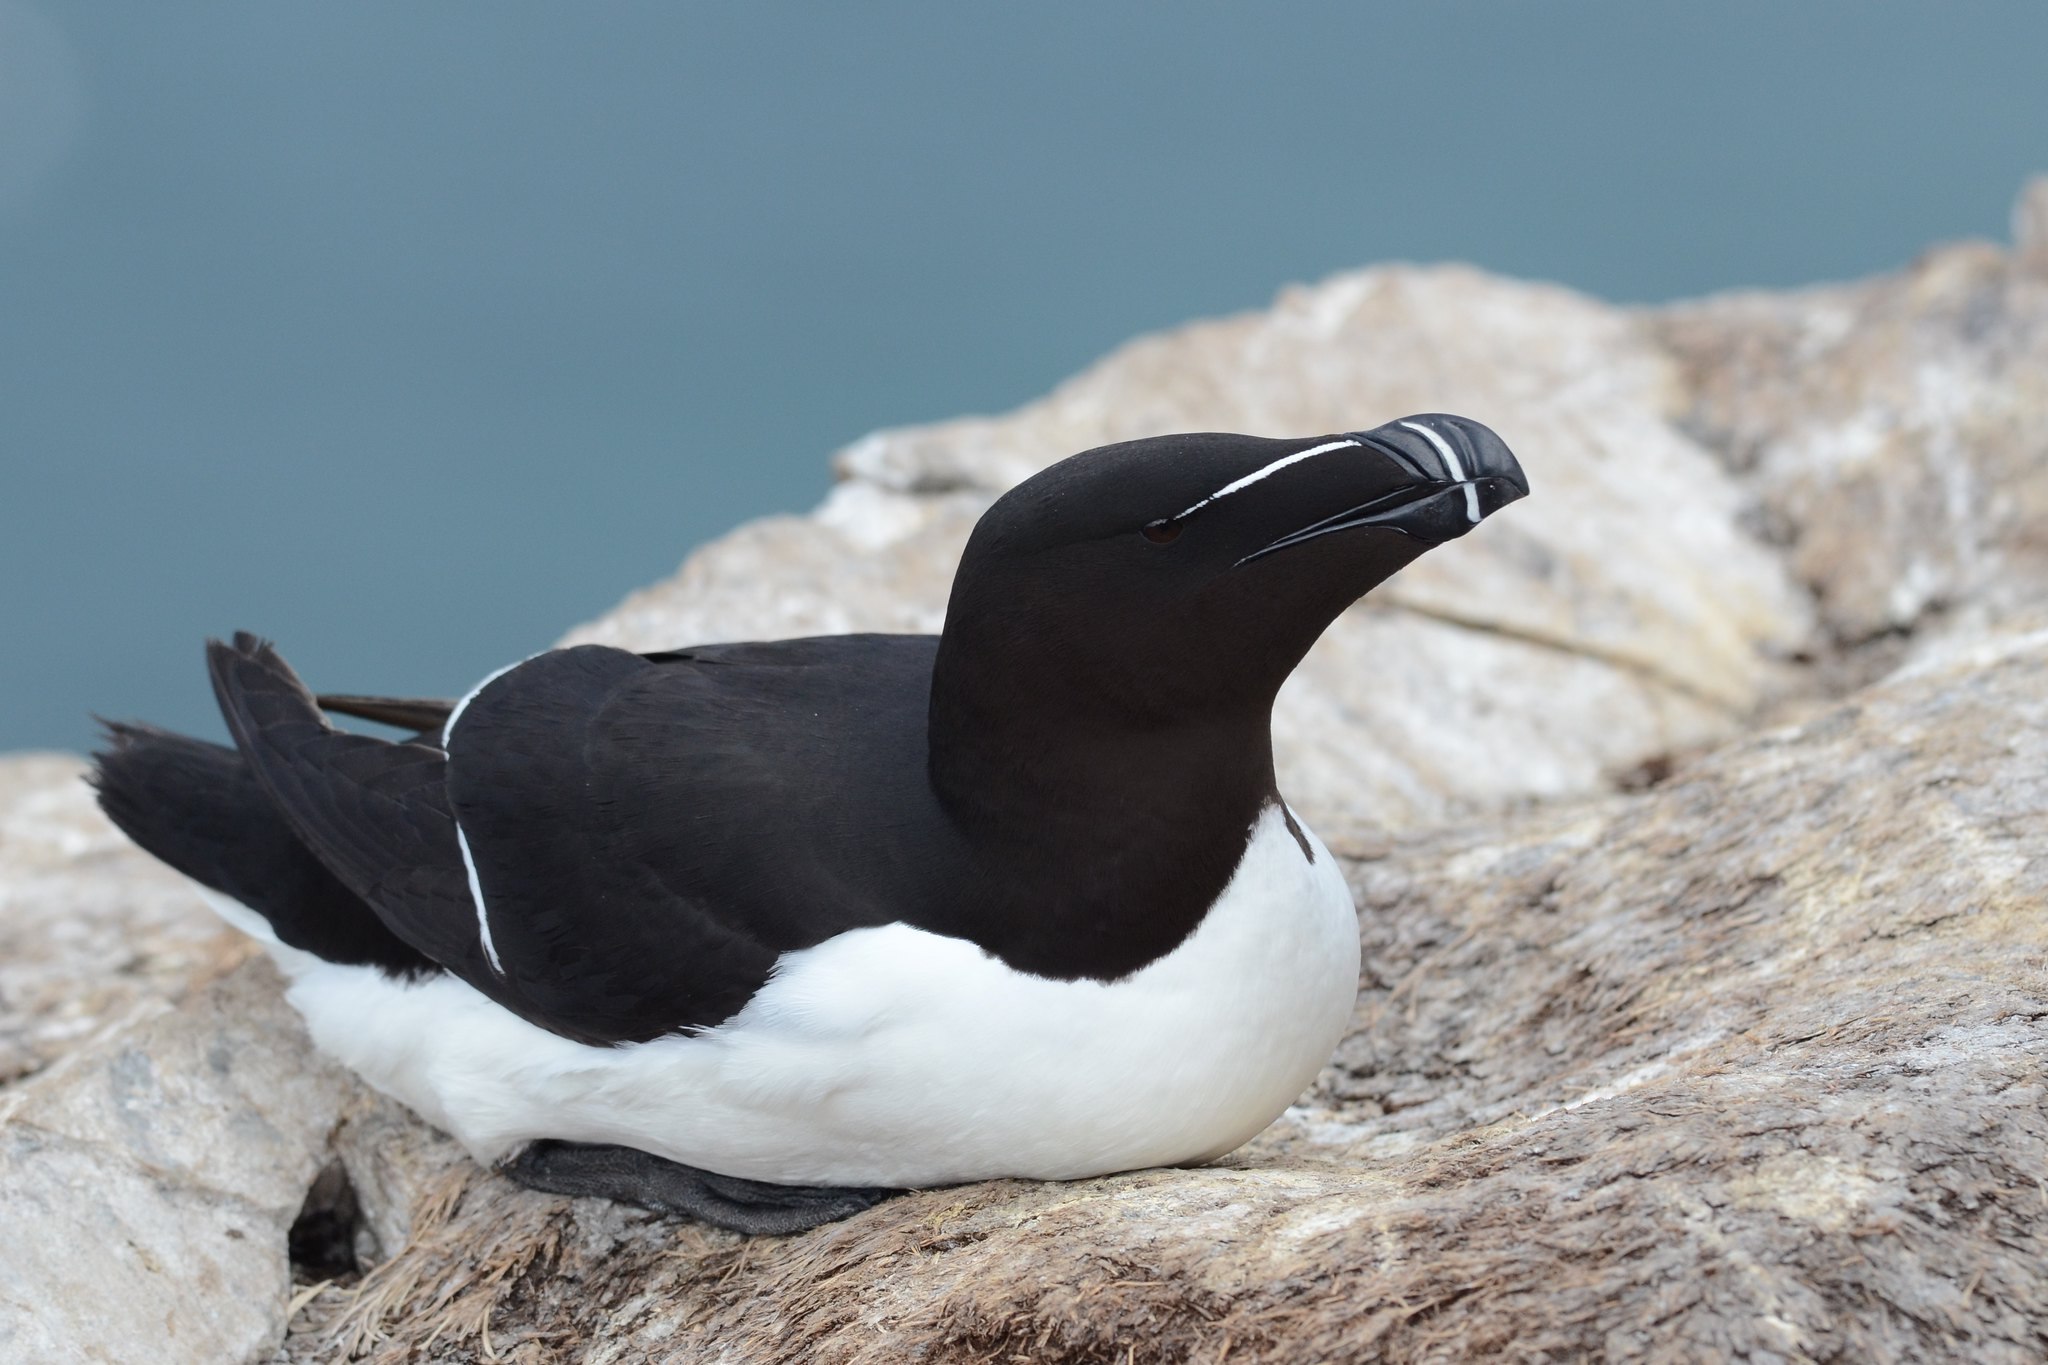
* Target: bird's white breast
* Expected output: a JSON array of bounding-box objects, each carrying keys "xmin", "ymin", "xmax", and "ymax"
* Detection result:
[{"xmin": 280, "ymin": 804, "xmax": 1360, "ymax": 1188}]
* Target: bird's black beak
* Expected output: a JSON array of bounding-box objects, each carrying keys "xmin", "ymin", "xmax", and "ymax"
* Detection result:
[{"xmin": 1240, "ymin": 413, "xmax": 1528, "ymax": 563}]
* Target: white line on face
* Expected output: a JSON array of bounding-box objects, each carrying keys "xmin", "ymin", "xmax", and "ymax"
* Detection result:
[
  {"xmin": 1400, "ymin": 421, "xmax": 1482, "ymax": 524},
  {"xmin": 1172, "ymin": 439, "xmax": 1362, "ymax": 521}
]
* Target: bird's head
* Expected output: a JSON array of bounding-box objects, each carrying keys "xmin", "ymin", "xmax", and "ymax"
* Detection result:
[{"xmin": 934, "ymin": 414, "xmax": 1528, "ymax": 726}]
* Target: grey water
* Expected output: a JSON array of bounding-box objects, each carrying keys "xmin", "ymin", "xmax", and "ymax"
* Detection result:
[{"xmin": 4, "ymin": 1, "xmax": 2046, "ymax": 753}]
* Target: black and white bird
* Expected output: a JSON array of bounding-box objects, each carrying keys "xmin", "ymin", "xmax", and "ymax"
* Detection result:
[{"xmin": 93, "ymin": 415, "xmax": 1526, "ymax": 1234}]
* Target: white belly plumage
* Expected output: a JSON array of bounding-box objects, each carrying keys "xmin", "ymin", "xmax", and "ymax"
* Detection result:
[{"xmin": 245, "ymin": 805, "xmax": 1359, "ymax": 1188}]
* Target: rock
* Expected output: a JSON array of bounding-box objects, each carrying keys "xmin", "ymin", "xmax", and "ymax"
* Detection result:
[
  {"xmin": 326, "ymin": 1091, "xmax": 470, "ymax": 1270},
  {"xmin": 569, "ymin": 265, "xmax": 1814, "ymax": 832},
  {"xmin": 1653, "ymin": 196, "xmax": 2048, "ymax": 648},
  {"xmin": 278, "ymin": 622, "xmax": 2048, "ymax": 1364},
  {"xmin": 0, "ymin": 753, "xmax": 246, "ymax": 1087},
  {"xmin": 0, "ymin": 961, "xmax": 354, "ymax": 1364}
]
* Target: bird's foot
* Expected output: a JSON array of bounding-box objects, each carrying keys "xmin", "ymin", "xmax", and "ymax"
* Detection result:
[{"xmin": 498, "ymin": 1139, "xmax": 902, "ymax": 1235}]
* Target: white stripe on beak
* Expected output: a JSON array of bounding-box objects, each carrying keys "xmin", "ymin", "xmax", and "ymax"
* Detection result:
[{"xmin": 1400, "ymin": 421, "xmax": 1482, "ymax": 524}]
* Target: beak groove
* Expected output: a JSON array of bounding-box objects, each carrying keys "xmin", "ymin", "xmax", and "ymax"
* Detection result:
[{"xmin": 1239, "ymin": 413, "xmax": 1527, "ymax": 563}]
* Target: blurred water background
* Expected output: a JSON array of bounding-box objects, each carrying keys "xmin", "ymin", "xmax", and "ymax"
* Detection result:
[{"xmin": 4, "ymin": 1, "xmax": 2046, "ymax": 752}]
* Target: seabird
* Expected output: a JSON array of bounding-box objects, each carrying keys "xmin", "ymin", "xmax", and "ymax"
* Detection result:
[{"xmin": 92, "ymin": 415, "xmax": 1527, "ymax": 1234}]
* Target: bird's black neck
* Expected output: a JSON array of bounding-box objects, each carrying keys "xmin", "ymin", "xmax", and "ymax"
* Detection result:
[{"xmin": 923, "ymin": 637, "xmax": 1279, "ymax": 980}]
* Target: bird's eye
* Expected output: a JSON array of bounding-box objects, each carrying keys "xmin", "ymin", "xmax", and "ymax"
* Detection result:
[{"xmin": 1142, "ymin": 519, "xmax": 1182, "ymax": 545}]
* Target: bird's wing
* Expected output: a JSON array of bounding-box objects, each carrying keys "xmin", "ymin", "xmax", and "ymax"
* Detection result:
[
  {"xmin": 208, "ymin": 635, "xmax": 506, "ymax": 992},
  {"xmin": 216, "ymin": 632, "xmax": 939, "ymax": 1044},
  {"xmin": 441, "ymin": 635, "xmax": 941, "ymax": 1043}
]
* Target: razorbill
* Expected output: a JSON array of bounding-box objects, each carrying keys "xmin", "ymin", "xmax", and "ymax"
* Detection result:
[{"xmin": 92, "ymin": 414, "xmax": 1527, "ymax": 1234}]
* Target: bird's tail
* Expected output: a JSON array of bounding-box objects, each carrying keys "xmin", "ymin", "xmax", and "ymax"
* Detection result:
[{"xmin": 90, "ymin": 669, "xmax": 437, "ymax": 979}]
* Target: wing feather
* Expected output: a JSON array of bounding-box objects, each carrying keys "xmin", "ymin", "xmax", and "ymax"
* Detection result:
[
  {"xmin": 443, "ymin": 636, "xmax": 942, "ymax": 1041},
  {"xmin": 214, "ymin": 632, "xmax": 941, "ymax": 1044},
  {"xmin": 207, "ymin": 634, "xmax": 501, "ymax": 990}
]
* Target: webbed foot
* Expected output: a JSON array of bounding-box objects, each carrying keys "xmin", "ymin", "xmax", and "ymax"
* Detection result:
[{"xmin": 499, "ymin": 1140, "xmax": 902, "ymax": 1235}]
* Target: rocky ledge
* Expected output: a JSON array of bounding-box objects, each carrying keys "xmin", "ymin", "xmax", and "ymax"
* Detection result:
[{"xmin": 3, "ymin": 182, "xmax": 2044, "ymax": 1363}]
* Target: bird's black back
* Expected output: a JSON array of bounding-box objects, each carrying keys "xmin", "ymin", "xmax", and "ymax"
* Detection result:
[{"xmin": 445, "ymin": 635, "xmax": 963, "ymax": 1040}]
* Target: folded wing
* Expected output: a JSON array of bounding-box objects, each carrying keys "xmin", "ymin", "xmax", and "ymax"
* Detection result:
[{"xmin": 212, "ymin": 632, "xmax": 941, "ymax": 1045}]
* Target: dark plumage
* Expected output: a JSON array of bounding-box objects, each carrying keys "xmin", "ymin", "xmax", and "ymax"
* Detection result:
[{"xmin": 91, "ymin": 719, "xmax": 433, "ymax": 976}]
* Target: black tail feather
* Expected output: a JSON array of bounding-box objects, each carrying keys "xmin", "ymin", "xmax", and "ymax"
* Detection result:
[
  {"xmin": 315, "ymin": 693, "xmax": 454, "ymax": 741},
  {"xmin": 91, "ymin": 712, "xmax": 436, "ymax": 978}
]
